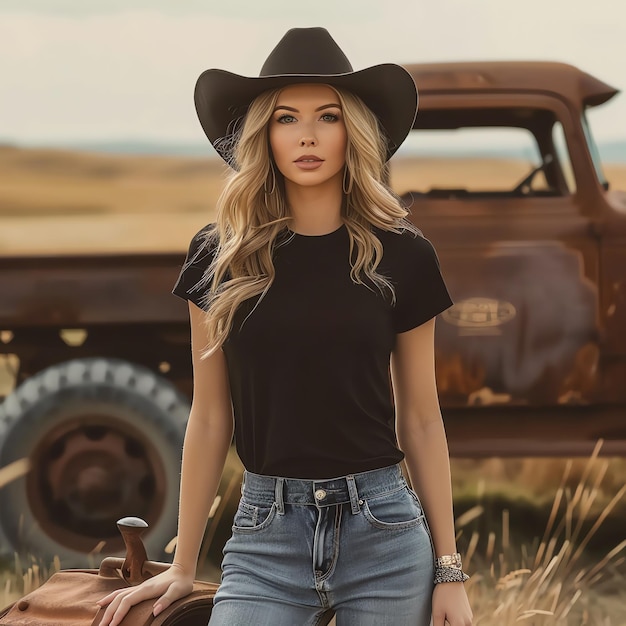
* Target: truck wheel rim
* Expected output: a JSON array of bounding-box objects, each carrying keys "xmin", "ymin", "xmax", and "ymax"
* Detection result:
[{"xmin": 25, "ymin": 415, "xmax": 168, "ymax": 553}]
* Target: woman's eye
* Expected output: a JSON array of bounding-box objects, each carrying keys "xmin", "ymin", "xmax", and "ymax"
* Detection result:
[
  {"xmin": 277, "ymin": 114, "xmax": 296, "ymax": 124},
  {"xmin": 320, "ymin": 113, "xmax": 339, "ymax": 122}
]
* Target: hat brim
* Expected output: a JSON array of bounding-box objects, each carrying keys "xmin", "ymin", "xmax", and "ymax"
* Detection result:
[{"xmin": 194, "ymin": 63, "xmax": 418, "ymax": 164}]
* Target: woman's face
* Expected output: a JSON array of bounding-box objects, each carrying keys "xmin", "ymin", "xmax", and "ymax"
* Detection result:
[{"xmin": 269, "ymin": 83, "xmax": 347, "ymax": 191}]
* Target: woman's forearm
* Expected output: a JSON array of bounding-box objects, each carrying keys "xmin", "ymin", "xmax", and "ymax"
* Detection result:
[
  {"xmin": 398, "ymin": 415, "xmax": 458, "ymax": 557},
  {"xmin": 172, "ymin": 408, "xmax": 234, "ymax": 576}
]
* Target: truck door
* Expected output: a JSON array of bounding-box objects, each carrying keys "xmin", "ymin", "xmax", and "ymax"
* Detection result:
[{"xmin": 390, "ymin": 94, "xmax": 601, "ymax": 415}]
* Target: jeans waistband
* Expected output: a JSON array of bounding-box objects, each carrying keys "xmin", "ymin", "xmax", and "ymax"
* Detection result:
[{"xmin": 241, "ymin": 463, "xmax": 406, "ymax": 515}]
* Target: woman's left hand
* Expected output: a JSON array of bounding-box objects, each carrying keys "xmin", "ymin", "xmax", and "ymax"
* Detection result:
[{"xmin": 431, "ymin": 582, "xmax": 473, "ymax": 626}]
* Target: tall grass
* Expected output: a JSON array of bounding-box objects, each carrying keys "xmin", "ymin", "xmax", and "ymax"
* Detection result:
[
  {"xmin": 0, "ymin": 554, "xmax": 60, "ymax": 611},
  {"xmin": 1, "ymin": 443, "xmax": 624, "ymax": 623},
  {"xmin": 459, "ymin": 441, "xmax": 626, "ymax": 624}
]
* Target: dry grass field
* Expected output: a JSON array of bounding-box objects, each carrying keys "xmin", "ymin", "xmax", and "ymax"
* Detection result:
[
  {"xmin": 1, "ymin": 146, "xmax": 626, "ymax": 622},
  {"xmin": 1, "ymin": 144, "xmax": 625, "ymax": 255},
  {"xmin": 0, "ymin": 145, "xmax": 227, "ymax": 255}
]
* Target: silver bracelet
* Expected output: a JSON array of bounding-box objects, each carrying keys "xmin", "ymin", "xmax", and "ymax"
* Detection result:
[
  {"xmin": 434, "ymin": 553, "xmax": 469, "ymax": 584},
  {"xmin": 434, "ymin": 565, "xmax": 470, "ymax": 584}
]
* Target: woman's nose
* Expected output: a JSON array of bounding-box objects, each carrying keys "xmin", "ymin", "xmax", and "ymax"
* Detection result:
[{"xmin": 299, "ymin": 136, "xmax": 317, "ymax": 147}]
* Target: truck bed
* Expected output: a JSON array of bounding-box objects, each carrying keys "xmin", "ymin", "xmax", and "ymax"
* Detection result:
[{"xmin": 0, "ymin": 249, "xmax": 189, "ymax": 328}]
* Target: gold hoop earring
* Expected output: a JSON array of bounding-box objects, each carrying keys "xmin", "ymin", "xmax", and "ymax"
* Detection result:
[
  {"xmin": 342, "ymin": 167, "xmax": 353, "ymax": 195},
  {"xmin": 264, "ymin": 162, "xmax": 277, "ymax": 195}
]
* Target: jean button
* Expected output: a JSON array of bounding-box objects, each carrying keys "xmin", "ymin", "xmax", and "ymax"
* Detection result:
[{"xmin": 314, "ymin": 489, "xmax": 327, "ymax": 501}]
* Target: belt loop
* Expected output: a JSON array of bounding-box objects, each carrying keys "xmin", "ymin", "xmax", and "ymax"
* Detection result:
[
  {"xmin": 274, "ymin": 477, "xmax": 285, "ymax": 515},
  {"xmin": 346, "ymin": 474, "xmax": 361, "ymax": 514}
]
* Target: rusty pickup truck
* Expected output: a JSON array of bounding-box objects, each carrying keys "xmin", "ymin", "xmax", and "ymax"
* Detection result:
[{"xmin": 0, "ymin": 61, "xmax": 624, "ymax": 565}]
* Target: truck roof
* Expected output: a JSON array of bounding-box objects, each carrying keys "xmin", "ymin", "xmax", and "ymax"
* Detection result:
[{"xmin": 405, "ymin": 61, "xmax": 619, "ymax": 108}]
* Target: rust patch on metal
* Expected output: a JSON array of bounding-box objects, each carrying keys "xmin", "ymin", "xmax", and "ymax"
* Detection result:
[
  {"xmin": 467, "ymin": 387, "xmax": 512, "ymax": 406},
  {"xmin": 557, "ymin": 342, "xmax": 600, "ymax": 404},
  {"xmin": 434, "ymin": 241, "xmax": 600, "ymax": 405}
]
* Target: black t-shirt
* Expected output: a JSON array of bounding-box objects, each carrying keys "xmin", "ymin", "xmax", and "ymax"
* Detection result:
[{"xmin": 172, "ymin": 223, "xmax": 453, "ymax": 479}]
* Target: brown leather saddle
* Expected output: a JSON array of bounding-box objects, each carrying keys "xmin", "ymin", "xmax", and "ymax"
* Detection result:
[{"xmin": 0, "ymin": 517, "xmax": 218, "ymax": 626}]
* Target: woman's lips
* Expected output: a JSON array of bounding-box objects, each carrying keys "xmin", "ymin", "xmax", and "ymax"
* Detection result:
[{"xmin": 294, "ymin": 157, "xmax": 324, "ymax": 171}]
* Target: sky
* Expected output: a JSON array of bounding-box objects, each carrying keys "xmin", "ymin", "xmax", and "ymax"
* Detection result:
[{"xmin": 1, "ymin": 0, "xmax": 625, "ymax": 150}]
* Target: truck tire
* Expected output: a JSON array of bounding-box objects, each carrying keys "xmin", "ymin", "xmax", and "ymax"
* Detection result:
[{"xmin": 0, "ymin": 357, "xmax": 190, "ymax": 567}]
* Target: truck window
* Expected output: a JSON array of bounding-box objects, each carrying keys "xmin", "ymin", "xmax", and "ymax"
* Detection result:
[
  {"xmin": 389, "ymin": 107, "xmax": 575, "ymax": 200},
  {"xmin": 581, "ymin": 108, "xmax": 609, "ymax": 189},
  {"xmin": 552, "ymin": 121, "xmax": 576, "ymax": 193}
]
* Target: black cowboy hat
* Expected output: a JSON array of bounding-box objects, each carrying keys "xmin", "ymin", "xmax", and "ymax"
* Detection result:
[{"xmin": 194, "ymin": 27, "xmax": 418, "ymax": 165}]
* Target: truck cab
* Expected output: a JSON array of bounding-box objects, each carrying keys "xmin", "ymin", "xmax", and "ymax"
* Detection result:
[{"xmin": 392, "ymin": 61, "xmax": 625, "ymax": 455}]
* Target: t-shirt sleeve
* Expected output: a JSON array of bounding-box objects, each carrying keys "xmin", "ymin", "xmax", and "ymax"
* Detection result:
[
  {"xmin": 171, "ymin": 223, "xmax": 217, "ymax": 311},
  {"xmin": 392, "ymin": 233, "xmax": 454, "ymax": 333}
]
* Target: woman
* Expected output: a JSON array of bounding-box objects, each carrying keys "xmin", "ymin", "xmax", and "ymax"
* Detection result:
[{"xmin": 99, "ymin": 27, "xmax": 472, "ymax": 626}]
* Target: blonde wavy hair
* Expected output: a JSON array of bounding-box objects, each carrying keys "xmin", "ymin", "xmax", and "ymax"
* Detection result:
[{"xmin": 194, "ymin": 85, "xmax": 418, "ymax": 357}]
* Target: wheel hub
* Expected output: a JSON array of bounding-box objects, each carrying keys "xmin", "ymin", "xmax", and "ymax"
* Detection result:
[{"xmin": 27, "ymin": 417, "xmax": 166, "ymax": 551}]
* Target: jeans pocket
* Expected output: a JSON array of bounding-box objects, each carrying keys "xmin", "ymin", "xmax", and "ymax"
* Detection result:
[
  {"xmin": 232, "ymin": 499, "xmax": 277, "ymax": 534},
  {"xmin": 362, "ymin": 486, "xmax": 424, "ymax": 531}
]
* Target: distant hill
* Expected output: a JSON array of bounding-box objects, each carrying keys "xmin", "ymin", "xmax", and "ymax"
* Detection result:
[
  {"xmin": 2, "ymin": 138, "xmax": 626, "ymax": 163},
  {"xmin": 0, "ymin": 140, "xmax": 217, "ymax": 158},
  {"xmin": 595, "ymin": 140, "xmax": 626, "ymax": 163},
  {"xmin": 0, "ymin": 138, "xmax": 626, "ymax": 163}
]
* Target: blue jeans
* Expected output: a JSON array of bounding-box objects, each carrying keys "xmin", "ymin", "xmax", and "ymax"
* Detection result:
[{"xmin": 208, "ymin": 463, "xmax": 435, "ymax": 625}]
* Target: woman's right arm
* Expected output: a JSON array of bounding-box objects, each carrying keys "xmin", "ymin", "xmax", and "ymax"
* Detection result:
[
  {"xmin": 98, "ymin": 301, "xmax": 234, "ymax": 626},
  {"xmin": 171, "ymin": 300, "xmax": 234, "ymax": 577}
]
